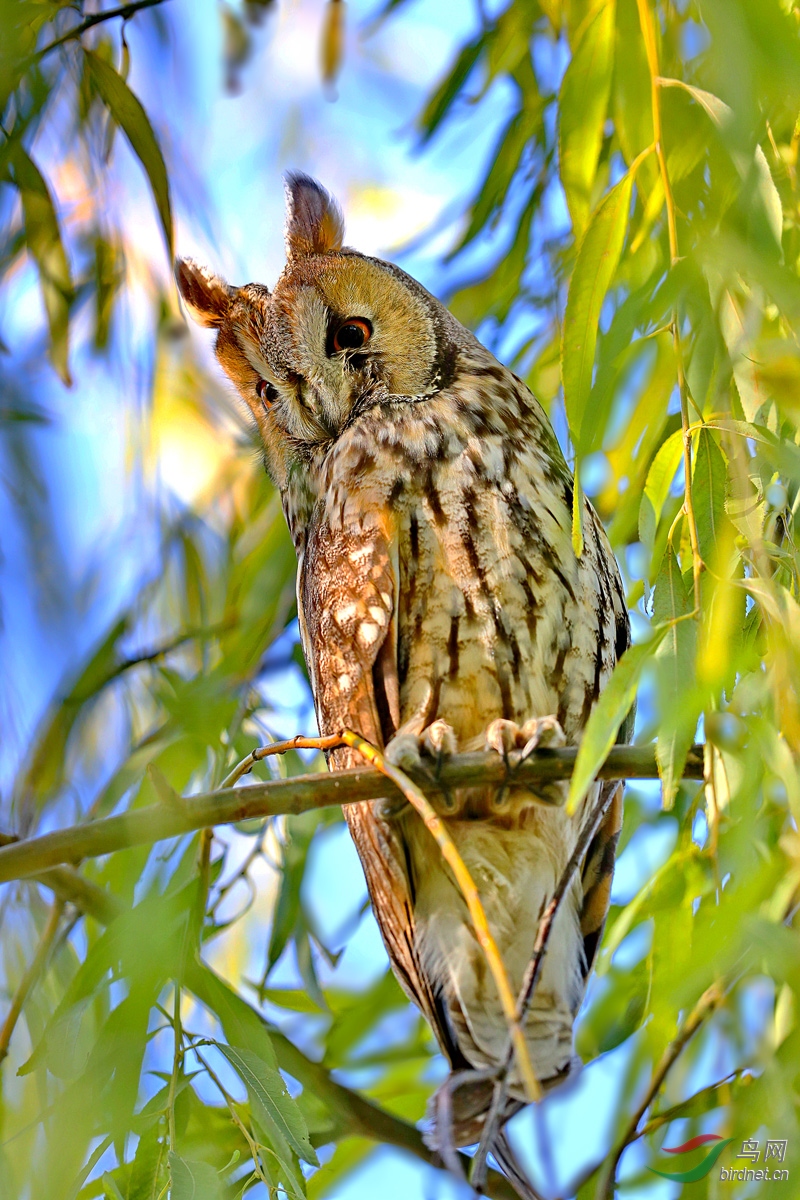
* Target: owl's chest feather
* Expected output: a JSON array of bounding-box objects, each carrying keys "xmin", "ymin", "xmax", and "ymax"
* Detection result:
[{"xmin": 291, "ymin": 361, "xmax": 623, "ymax": 745}]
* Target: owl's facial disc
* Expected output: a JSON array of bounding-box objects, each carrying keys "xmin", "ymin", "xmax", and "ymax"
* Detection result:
[{"xmin": 175, "ymin": 173, "xmax": 461, "ymax": 466}]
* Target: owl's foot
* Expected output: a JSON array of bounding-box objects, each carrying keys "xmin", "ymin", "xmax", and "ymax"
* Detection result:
[
  {"xmin": 485, "ymin": 715, "xmax": 566, "ymax": 761},
  {"xmin": 485, "ymin": 717, "xmax": 567, "ymax": 812},
  {"xmin": 386, "ymin": 718, "xmax": 458, "ymax": 771},
  {"xmin": 380, "ymin": 720, "xmax": 459, "ymax": 817}
]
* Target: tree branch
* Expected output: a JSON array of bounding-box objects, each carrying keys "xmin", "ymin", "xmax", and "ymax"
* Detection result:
[
  {"xmin": 595, "ymin": 979, "xmax": 726, "ymax": 1197},
  {"xmin": 0, "ymin": 899, "xmax": 64, "ymax": 1066},
  {"xmin": 34, "ymin": 0, "xmax": 169, "ymax": 62},
  {"xmin": 0, "ymin": 744, "xmax": 704, "ymax": 885},
  {"xmin": 19, "ymin": 856, "xmax": 521, "ymax": 1199},
  {"xmin": 471, "ymin": 783, "xmax": 619, "ymax": 1188}
]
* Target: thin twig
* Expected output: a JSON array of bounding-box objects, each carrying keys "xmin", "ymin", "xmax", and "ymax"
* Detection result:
[
  {"xmin": 190, "ymin": 1041, "xmax": 273, "ymax": 1187},
  {"xmin": 218, "ymin": 730, "xmax": 541, "ymax": 1099},
  {"xmin": 0, "ymin": 745, "xmax": 704, "ymax": 886},
  {"xmin": 167, "ymin": 983, "xmax": 183, "ymax": 1150},
  {"xmin": 0, "ymin": 900, "xmax": 65, "ymax": 1066},
  {"xmin": 595, "ymin": 979, "xmax": 726, "ymax": 1197},
  {"xmin": 34, "ymin": 0, "xmax": 169, "ymax": 62},
  {"xmin": 636, "ymin": 0, "xmax": 703, "ymax": 612},
  {"xmin": 471, "ymin": 784, "xmax": 618, "ymax": 1189},
  {"xmin": 338, "ymin": 728, "xmax": 541, "ymax": 1104}
]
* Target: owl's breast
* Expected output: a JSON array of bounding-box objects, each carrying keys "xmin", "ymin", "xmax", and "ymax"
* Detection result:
[
  {"xmin": 315, "ymin": 360, "xmax": 626, "ymax": 748},
  {"xmin": 392, "ymin": 446, "xmax": 572, "ymax": 744}
]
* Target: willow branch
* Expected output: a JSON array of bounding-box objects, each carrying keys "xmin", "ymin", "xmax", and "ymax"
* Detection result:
[
  {"xmin": 636, "ymin": 0, "xmax": 703, "ymax": 611},
  {"xmin": 339, "ymin": 729, "xmax": 541, "ymax": 1104},
  {"xmin": 0, "ymin": 744, "xmax": 704, "ymax": 885},
  {"xmin": 34, "ymin": 0, "xmax": 169, "ymax": 62},
  {"xmin": 596, "ymin": 979, "xmax": 726, "ymax": 1198},
  {"xmin": 471, "ymin": 783, "xmax": 619, "ymax": 1188},
  {"xmin": 0, "ymin": 900, "xmax": 65, "ymax": 1066},
  {"xmin": 232, "ymin": 732, "xmax": 541, "ymax": 1102},
  {"xmin": 4, "ymin": 850, "xmax": 520, "ymax": 1200}
]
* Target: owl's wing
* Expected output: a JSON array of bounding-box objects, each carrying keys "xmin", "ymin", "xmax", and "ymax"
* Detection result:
[{"xmin": 297, "ymin": 508, "xmax": 439, "ymax": 1028}]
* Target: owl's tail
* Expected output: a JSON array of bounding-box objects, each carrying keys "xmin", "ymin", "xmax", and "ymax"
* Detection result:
[
  {"xmin": 424, "ymin": 1075, "xmax": 547, "ymax": 1200},
  {"xmin": 492, "ymin": 1131, "xmax": 545, "ymax": 1200}
]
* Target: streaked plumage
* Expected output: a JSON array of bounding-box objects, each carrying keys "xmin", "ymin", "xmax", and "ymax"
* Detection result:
[{"xmin": 176, "ymin": 174, "xmax": 629, "ymax": 1158}]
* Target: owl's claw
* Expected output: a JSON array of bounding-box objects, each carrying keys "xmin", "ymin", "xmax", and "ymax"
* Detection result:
[
  {"xmin": 485, "ymin": 718, "xmax": 567, "ymax": 810},
  {"xmin": 485, "ymin": 716, "xmax": 566, "ymax": 763},
  {"xmin": 383, "ymin": 721, "xmax": 459, "ymax": 815},
  {"xmin": 386, "ymin": 719, "xmax": 458, "ymax": 772}
]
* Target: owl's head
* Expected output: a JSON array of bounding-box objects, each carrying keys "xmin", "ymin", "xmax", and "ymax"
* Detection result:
[{"xmin": 176, "ymin": 174, "xmax": 473, "ymax": 483}]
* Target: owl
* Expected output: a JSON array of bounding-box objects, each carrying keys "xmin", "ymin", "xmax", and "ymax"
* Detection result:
[{"xmin": 177, "ymin": 174, "xmax": 629, "ymax": 1179}]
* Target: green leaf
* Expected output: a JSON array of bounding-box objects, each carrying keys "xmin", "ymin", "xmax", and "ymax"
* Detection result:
[
  {"xmin": 652, "ymin": 550, "xmax": 699, "ymax": 807},
  {"xmin": 85, "ymin": 50, "xmax": 173, "ymax": 256},
  {"xmin": 453, "ymin": 104, "xmax": 538, "ymax": 255},
  {"xmin": 187, "ymin": 962, "xmax": 278, "ymax": 1070},
  {"xmin": 267, "ymin": 809, "xmax": 324, "ymax": 975},
  {"xmin": 659, "ymin": 77, "xmax": 783, "ymax": 249},
  {"xmin": 566, "ymin": 630, "xmax": 668, "ymax": 814},
  {"xmin": 418, "ymin": 35, "xmax": 484, "ymax": 143},
  {"xmin": 559, "ymin": 0, "xmax": 616, "ymax": 240},
  {"xmin": 612, "ymin": 0, "xmax": 654, "ymax": 168},
  {"xmin": 692, "ymin": 427, "xmax": 727, "ymax": 563},
  {"xmin": 638, "ymin": 430, "xmax": 683, "ymax": 553},
  {"xmin": 127, "ymin": 1121, "xmax": 167, "ymax": 1200},
  {"xmin": 214, "ymin": 1044, "xmax": 319, "ymax": 1167},
  {"xmin": 168, "ymin": 1154, "xmax": 224, "ymax": 1200},
  {"xmin": 562, "ymin": 167, "xmax": 635, "ymax": 454},
  {"xmin": 8, "ymin": 145, "xmax": 72, "ymax": 383}
]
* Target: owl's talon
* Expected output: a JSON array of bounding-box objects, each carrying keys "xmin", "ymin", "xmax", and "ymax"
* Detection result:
[
  {"xmin": 484, "ymin": 718, "xmax": 519, "ymax": 762},
  {"xmin": 519, "ymin": 715, "xmax": 567, "ymax": 758},
  {"xmin": 385, "ymin": 732, "xmax": 424, "ymax": 771},
  {"xmin": 386, "ymin": 720, "xmax": 457, "ymax": 774},
  {"xmin": 485, "ymin": 716, "xmax": 567, "ymax": 763}
]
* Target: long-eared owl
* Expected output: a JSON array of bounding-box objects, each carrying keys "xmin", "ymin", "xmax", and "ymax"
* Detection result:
[{"xmin": 176, "ymin": 174, "xmax": 630, "ymax": 1159}]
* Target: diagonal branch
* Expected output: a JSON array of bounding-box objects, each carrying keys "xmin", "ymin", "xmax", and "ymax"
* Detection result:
[
  {"xmin": 0, "ymin": 743, "xmax": 704, "ymax": 885},
  {"xmin": 471, "ymin": 783, "xmax": 619, "ymax": 1189},
  {"xmin": 226, "ymin": 731, "xmax": 542, "ymax": 1103},
  {"xmin": 0, "ymin": 900, "xmax": 65, "ymax": 1066},
  {"xmin": 595, "ymin": 979, "xmax": 726, "ymax": 1198},
  {"xmin": 34, "ymin": 0, "xmax": 169, "ymax": 62},
  {"xmin": 21, "ymin": 861, "xmax": 522, "ymax": 1200}
]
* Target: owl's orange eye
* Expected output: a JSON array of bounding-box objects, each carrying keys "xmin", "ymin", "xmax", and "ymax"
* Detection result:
[
  {"xmin": 333, "ymin": 318, "xmax": 372, "ymax": 353},
  {"xmin": 256, "ymin": 379, "xmax": 278, "ymax": 406}
]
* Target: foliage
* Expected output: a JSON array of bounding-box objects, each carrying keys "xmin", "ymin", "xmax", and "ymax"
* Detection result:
[{"xmin": 1, "ymin": 1, "xmax": 800, "ymax": 1198}]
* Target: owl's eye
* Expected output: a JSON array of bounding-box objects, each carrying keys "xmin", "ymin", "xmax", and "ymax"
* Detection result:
[
  {"xmin": 333, "ymin": 318, "xmax": 372, "ymax": 353},
  {"xmin": 256, "ymin": 379, "xmax": 278, "ymax": 406}
]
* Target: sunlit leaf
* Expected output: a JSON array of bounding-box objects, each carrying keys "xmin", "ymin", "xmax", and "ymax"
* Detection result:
[
  {"xmin": 652, "ymin": 550, "xmax": 699, "ymax": 808},
  {"xmin": 567, "ymin": 629, "xmax": 668, "ymax": 814},
  {"xmin": 85, "ymin": 50, "xmax": 173, "ymax": 256},
  {"xmin": 659, "ymin": 77, "xmax": 782, "ymax": 249},
  {"xmin": 562, "ymin": 166, "xmax": 635, "ymax": 453},
  {"xmin": 638, "ymin": 430, "xmax": 682, "ymax": 555},
  {"xmin": 214, "ymin": 1043, "xmax": 319, "ymax": 1166},
  {"xmin": 7, "ymin": 144, "xmax": 72, "ymax": 383},
  {"xmin": 559, "ymin": 0, "xmax": 615, "ymax": 239},
  {"xmin": 320, "ymin": 0, "xmax": 345, "ymax": 88}
]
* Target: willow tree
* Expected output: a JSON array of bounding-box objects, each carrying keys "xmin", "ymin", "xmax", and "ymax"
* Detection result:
[{"xmin": 1, "ymin": 2, "xmax": 799, "ymax": 1198}]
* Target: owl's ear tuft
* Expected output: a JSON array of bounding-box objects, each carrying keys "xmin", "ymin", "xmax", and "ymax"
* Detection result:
[
  {"xmin": 175, "ymin": 258, "xmax": 235, "ymax": 328},
  {"xmin": 284, "ymin": 172, "xmax": 344, "ymax": 260}
]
